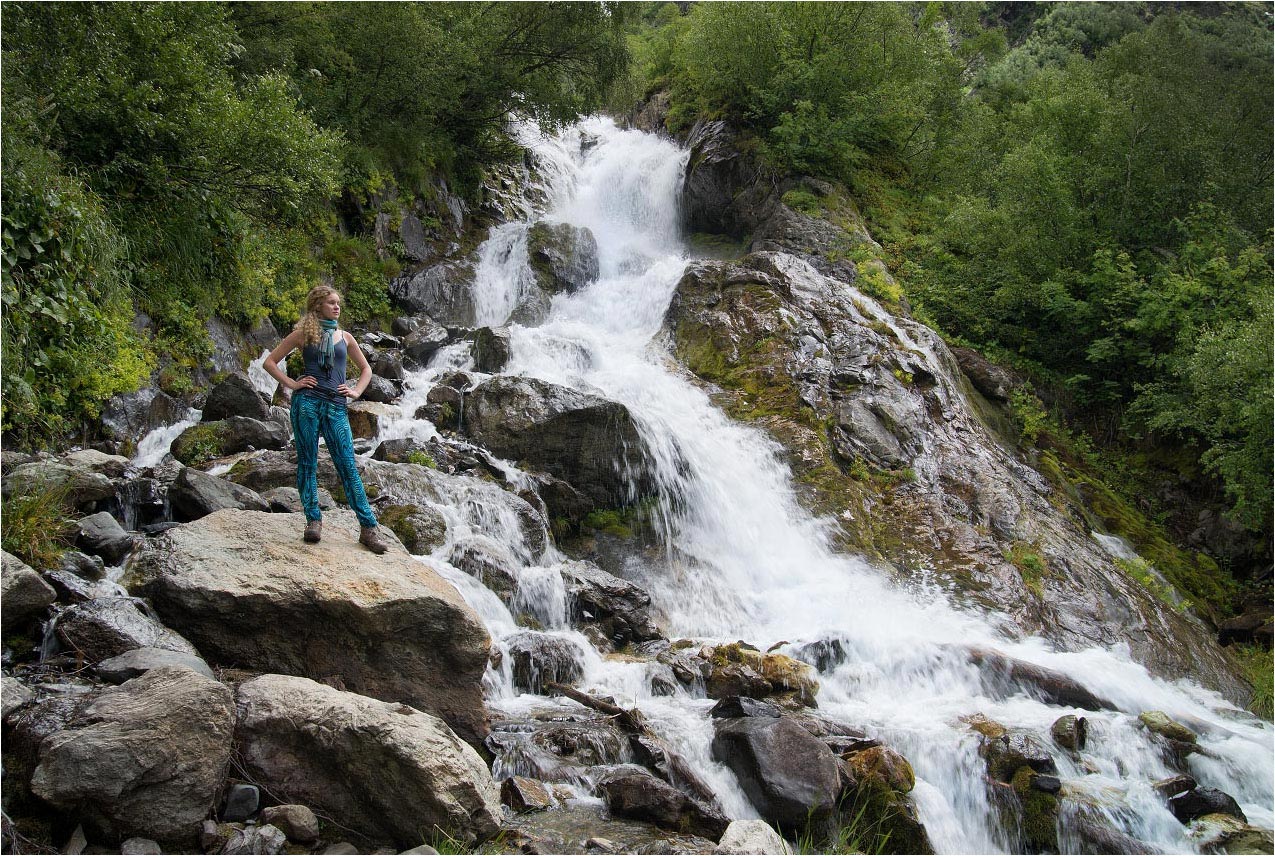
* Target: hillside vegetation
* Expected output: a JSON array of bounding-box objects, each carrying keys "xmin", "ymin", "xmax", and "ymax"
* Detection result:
[
  {"xmin": 615, "ymin": 1, "xmax": 1272, "ymax": 561},
  {"xmin": 2, "ymin": 2, "xmax": 1269, "ymax": 578}
]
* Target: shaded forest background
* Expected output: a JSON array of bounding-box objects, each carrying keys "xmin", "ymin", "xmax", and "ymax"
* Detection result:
[{"xmin": 2, "ymin": 3, "xmax": 1271, "ymax": 587}]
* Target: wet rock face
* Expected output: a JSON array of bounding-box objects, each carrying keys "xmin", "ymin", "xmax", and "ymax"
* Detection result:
[
  {"xmin": 506, "ymin": 631, "xmax": 587, "ymax": 694},
  {"xmin": 596, "ymin": 765, "xmax": 729, "ymax": 841},
  {"xmin": 235, "ymin": 674, "xmax": 502, "ymax": 848},
  {"xmin": 169, "ymin": 466, "xmax": 269, "ymax": 521},
  {"xmin": 559, "ymin": 560, "xmax": 661, "ymax": 648},
  {"xmin": 100, "ymin": 388, "xmax": 189, "ymax": 445},
  {"xmin": 527, "ymin": 221, "xmax": 600, "ymax": 295},
  {"xmin": 665, "ymin": 251, "xmax": 1248, "ymax": 702},
  {"xmin": 126, "ymin": 509, "xmax": 491, "ymax": 743},
  {"xmin": 681, "ymin": 120, "xmax": 765, "ymax": 238},
  {"xmin": 463, "ymin": 376, "xmax": 656, "ymax": 508},
  {"xmin": 711, "ymin": 715, "xmax": 841, "ymax": 833},
  {"xmin": 30, "ymin": 666, "xmax": 235, "ymax": 844}
]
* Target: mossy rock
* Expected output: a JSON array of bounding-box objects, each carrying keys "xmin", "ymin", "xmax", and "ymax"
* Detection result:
[
  {"xmin": 1009, "ymin": 766, "xmax": 1059, "ymax": 854},
  {"xmin": 1138, "ymin": 710, "xmax": 1197, "ymax": 744},
  {"xmin": 379, "ymin": 503, "xmax": 447, "ymax": 555},
  {"xmin": 170, "ymin": 423, "xmax": 224, "ymax": 467}
]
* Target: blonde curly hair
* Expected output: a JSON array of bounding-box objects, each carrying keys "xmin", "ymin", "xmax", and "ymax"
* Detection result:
[{"xmin": 294, "ymin": 285, "xmax": 341, "ymax": 346}]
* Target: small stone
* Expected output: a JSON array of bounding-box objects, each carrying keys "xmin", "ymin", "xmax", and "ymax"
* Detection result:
[
  {"xmin": 585, "ymin": 838, "xmax": 616, "ymax": 853},
  {"xmin": 220, "ymin": 824, "xmax": 286, "ymax": 855},
  {"xmin": 1031, "ymin": 775, "xmax": 1062, "ymax": 794},
  {"xmin": 1050, "ymin": 714, "xmax": 1087, "ymax": 751},
  {"xmin": 120, "ymin": 838, "xmax": 162, "ymax": 855},
  {"xmin": 1138, "ymin": 711, "xmax": 1197, "ymax": 744},
  {"xmin": 200, "ymin": 820, "xmax": 225, "ymax": 852},
  {"xmin": 1153, "ymin": 774, "xmax": 1197, "ymax": 800},
  {"xmin": 1170, "ymin": 787, "xmax": 1247, "ymax": 824},
  {"xmin": 222, "ymin": 783, "xmax": 260, "ymax": 822},
  {"xmin": 501, "ymin": 775, "xmax": 554, "ymax": 812},
  {"xmin": 258, "ymin": 805, "xmax": 320, "ymax": 844},
  {"xmin": 2, "ymin": 675, "xmax": 34, "ymax": 720},
  {"xmin": 398, "ymin": 847, "xmax": 440, "ymax": 855},
  {"xmin": 63, "ymin": 824, "xmax": 88, "ymax": 855},
  {"xmin": 324, "ymin": 844, "xmax": 361, "ymax": 855}
]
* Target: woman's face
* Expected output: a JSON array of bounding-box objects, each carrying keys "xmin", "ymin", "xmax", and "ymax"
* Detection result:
[{"xmin": 319, "ymin": 293, "xmax": 342, "ymax": 321}]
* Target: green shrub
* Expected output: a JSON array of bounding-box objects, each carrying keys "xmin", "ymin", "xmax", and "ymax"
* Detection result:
[
  {"xmin": 405, "ymin": 449, "xmax": 437, "ymax": 469},
  {"xmin": 1, "ymin": 480, "xmax": 74, "ymax": 569}
]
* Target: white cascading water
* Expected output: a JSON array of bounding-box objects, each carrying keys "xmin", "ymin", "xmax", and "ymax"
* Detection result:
[
  {"xmin": 365, "ymin": 118, "xmax": 1271, "ymax": 851},
  {"xmin": 380, "ymin": 118, "xmax": 1274, "ymax": 852}
]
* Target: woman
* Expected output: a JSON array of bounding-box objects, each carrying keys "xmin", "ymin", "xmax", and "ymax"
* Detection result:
[{"xmin": 264, "ymin": 285, "xmax": 387, "ymax": 554}]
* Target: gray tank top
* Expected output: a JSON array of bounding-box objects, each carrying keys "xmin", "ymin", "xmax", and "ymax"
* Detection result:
[{"xmin": 300, "ymin": 334, "xmax": 348, "ymax": 405}]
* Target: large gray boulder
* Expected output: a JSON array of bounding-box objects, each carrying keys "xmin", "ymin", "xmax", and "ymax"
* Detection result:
[
  {"xmin": 505, "ymin": 631, "xmax": 586, "ymax": 694},
  {"xmin": 55, "ymin": 597, "xmax": 201, "ymax": 663},
  {"xmin": 75, "ymin": 511, "xmax": 136, "ymax": 566},
  {"xmin": 560, "ymin": 560, "xmax": 661, "ymax": 646},
  {"xmin": 235, "ymin": 674, "xmax": 502, "ymax": 847},
  {"xmin": 171, "ymin": 417, "xmax": 288, "ymax": 465},
  {"xmin": 463, "ymin": 376, "xmax": 654, "ymax": 508},
  {"xmin": 2, "ymin": 460, "xmax": 114, "ymax": 510},
  {"xmin": 96, "ymin": 647, "xmax": 216, "ymax": 683},
  {"xmin": 389, "ymin": 262, "xmax": 476, "ymax": 326},
  {"xmin": 202, "ymin": 373, "xmax": 272, "ymax": 422},
  {"xmin": 126, "ymin": 509, "xmax": 491, "ymax": 742},
  {"xmin": 1, "ymin": 550, "xmax": 56, "ymax": 631},
  {"xmin": 169, "ymin": 466, "xmax": 270, "ymax": 521},
  {"xmin": 30, "ymin": 666, "xmax": 235, "ymax": 844},
  {"xmin": 711, "ymin": 715, "xmax": 842, "ymax": 833},
  {"xmin": 527, "ymin": 221, "xmax": 599, "ymax": 295}
]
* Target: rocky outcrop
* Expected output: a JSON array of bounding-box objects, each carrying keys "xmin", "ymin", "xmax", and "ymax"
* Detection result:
[
  {"xmin": 235, "ymin": 674, "xmax": 502, "ymax": 847},
  {"xmin": 125, "ymin": 509, "xmax": 491, "ymax": 742},
  {"xmin": 681, "ymin": 120, "xmax": 766, "ymax": 238},
  {"xmin": 389, "ymin": 261, "xmax": 477, "ymax": 326},
  {"xmin": 665, "ymin": 251, "xmax": 1249, "ymax": 701},
  {"xmin": 100, "ymin": 388, "xmax": 189, "ymax": 446},
  {"xmin": 30, "ymin": 666, "xmax": 235, "ymax": 844},
  {"xmin": 75, "ymin": 511, "xmax": 136, "ymax": 566},
  {"xmin": 55, "ymin": 598, "xmax": 201, "ymax": 662},
  {"xmin": 527, "ymin": 221, "xmax": 599, "ymax": 295},
  {"xmin": 2, "ymin": 550, "xmax": 56, "ymax": 631},
  {"xmin": 463, "ymin": 375, "xmax": 655, "ymax": 508}
]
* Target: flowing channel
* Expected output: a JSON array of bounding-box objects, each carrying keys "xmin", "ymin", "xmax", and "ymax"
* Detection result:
[{"xmin": 381, "ymin": 118, "xmax": 1272, "ymax": 853}]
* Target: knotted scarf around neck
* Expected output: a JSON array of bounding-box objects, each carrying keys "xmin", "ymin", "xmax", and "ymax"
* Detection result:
[{"xmin": 318, "ymin": 318, "xmax": 339, "ymax": 371}]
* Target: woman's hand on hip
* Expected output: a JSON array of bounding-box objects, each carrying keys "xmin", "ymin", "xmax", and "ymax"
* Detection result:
[
  {"xmin": 337, "ymin": 383, "xmax": 358, "ymax": 400},
  {"xmin": 292, "ymin": 375, "xmax": 318, "ymax": 391}
]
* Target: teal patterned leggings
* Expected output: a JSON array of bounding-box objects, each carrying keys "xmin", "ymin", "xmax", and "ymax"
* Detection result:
[{"xmin": 290, "ymin": 392, "xmax": 377, "ymax": 528}]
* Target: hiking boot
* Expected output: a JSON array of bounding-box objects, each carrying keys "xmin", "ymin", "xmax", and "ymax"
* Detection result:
[
  {"xmin": 303, "ymin": 519, "xmax": 322, "ymax": 543},
  {"xmin": 359, "ymin": 526, "xmax": 388, "ymax": 555}
]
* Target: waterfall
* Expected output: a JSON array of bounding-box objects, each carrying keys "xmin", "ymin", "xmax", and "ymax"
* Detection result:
[{"xmin": 383, "ymin": 117, "xmax": 1271, "ymax": 852}]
